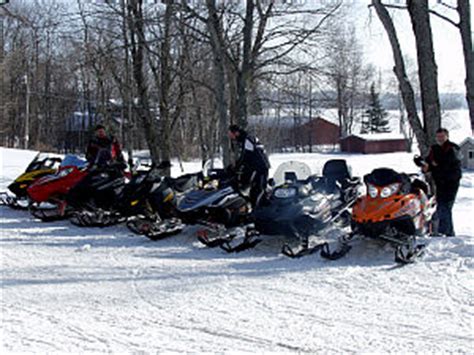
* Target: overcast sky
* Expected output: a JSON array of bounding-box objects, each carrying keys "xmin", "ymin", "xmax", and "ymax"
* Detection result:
[{"xmin": 351, "ymin": 0, "xmax": 468, "ymax": 93}]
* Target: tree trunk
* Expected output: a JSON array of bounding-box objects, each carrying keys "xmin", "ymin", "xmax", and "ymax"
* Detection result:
[
  {"xmin": 372, "ymin": 0, "xmax": 429, "ymax": 155},
  {"xmin": 235, "ymin": 0, "xmax": 254, "ymax": 129},
  {"xmin": 457, "ymin": 0, "xmax": 474, "ymax": 131},
  {"xmin": 127, "ymin": 0, "xmax": 161, "ymax": 164},
  {"xmin": 159, "ymin": 3, "xmax": 173, "ymax": 176},
  {"xmin": 206, "ymin": 0, "xmax": 230, "ymax": 166},
  {"xmin": 407, "ymin": 0, "xmax": 441, "ymax": 146}
]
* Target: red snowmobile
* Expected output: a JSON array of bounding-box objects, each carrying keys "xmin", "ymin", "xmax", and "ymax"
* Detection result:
[{"xmin": 27, "ymin": 155, "xmax": 90, "ymax": 221}]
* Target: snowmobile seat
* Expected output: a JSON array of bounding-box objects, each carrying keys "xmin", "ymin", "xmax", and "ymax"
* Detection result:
[
  {"xmin": 322, "ymin": 159, "xmax": 353, "ymax": 191},
  {"xmin": 171, "ymin": 174, "xmax": 198, "ymax": 193},
  {"xmin": 411, "ymin": 178, "xmax": 430, "ymax": 196}
]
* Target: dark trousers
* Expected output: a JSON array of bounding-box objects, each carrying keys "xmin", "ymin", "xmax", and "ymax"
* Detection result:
[
  {"xmin": 249, "ymin": 171, "xmax": 268, "ymax": 207},
  {"xmin": 433, "ymin": 179, "xmax": 459, "ymax": 236},
  {"xmin": 435, "ymin": 200, "xmax": 456, "ymax": 236}
]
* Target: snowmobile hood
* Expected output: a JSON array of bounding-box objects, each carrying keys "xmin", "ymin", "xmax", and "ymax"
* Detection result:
[
  {"xmin": 178, "ymin": 186, "xmax": 234, "ymax": 212},
  {"xmin": 27, "ymin": 165, "xmax": 89, "ymax": 203},
  {"xmin": 8, "ymin": 169, "xmax": 57, "ymax": 197},
  {"xmin": 352, "ymin": 193, "xmax": 422, "ymax": 225}
]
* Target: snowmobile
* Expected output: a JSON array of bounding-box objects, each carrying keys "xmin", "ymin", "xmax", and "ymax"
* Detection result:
[
  {"xmin": 0, "ymin": 153, "xmax": 62, "ymax": 209},
  {"xmin": 320, "ymin": 167, "xmax": 437, "ymax": 264},
  {"xmin": 253, "ymin": 159, "xmax": 362, "ymax": 258},
  {"xmin": 66, "ymin": 160, "xmax": 129, "ymax": 227},
  {"xmin": 27, "ymin": 155, "xmax": 90, "ymax": 221},
  {"xmin": 149, "ymin": 167, "xmax": 261, "ymax": 250},
  {"xmin": 126, "ymin": 166, "xmax": 202, "ymax": 239},
  {"xmin": 70, "ymin": 160, "xmax": 199, "ymax": 235}
]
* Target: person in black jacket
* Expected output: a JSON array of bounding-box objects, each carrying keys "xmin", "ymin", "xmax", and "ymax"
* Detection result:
[
  {"xmin": 228, "ymin": 125, "xmax": 270, "ymax": 206},
  {"xmin": 421, "ymin": 128, "xmax": 462, "ymax": 236},
  {"xmin": 85, "ymin": 124, "xmax": 125, "ymax": 168}
]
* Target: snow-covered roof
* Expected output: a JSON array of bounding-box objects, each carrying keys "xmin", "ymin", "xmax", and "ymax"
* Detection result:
[
  {"xmin": 459, "ymin": 136, "xmax": 474, "ymax": 148},
  {"xmin": 344, "ymin": 133, "xmax": 407, "ymax": 141}
]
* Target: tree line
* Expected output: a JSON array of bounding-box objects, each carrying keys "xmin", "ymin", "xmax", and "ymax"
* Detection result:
[{"xmin": 0, "ymin": 0, "xmax": 471, "ymax": 168}]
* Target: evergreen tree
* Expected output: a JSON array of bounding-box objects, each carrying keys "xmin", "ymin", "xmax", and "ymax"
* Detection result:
[{"xmin": 361, "ymin": 83, "xmax": 390, "ymax": 133}]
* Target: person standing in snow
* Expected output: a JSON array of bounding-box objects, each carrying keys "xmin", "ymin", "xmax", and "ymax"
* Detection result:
[
  {"xmin": 420, "ymin": 128, "xmax": 462, "ymax": 236},
  {"xmin": 85, "ymin": 124, "xmax": 125, "ymax": 169},
  {"xmin": 228, "ymin": 124, "xmax": 270, "ymax": 207}
]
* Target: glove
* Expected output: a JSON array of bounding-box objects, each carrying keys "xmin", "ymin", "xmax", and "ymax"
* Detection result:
[{"xmin": 413, "ymin": 155, "xmax": 426, "ymax": 167}]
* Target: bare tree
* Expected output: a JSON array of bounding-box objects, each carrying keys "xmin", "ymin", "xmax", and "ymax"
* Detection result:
[{"xmin": 371, "ymin": 0, "xmax": 429, "ymax": 154}]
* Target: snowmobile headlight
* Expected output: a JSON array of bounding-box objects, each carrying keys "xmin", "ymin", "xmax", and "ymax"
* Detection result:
[
  {"xmin": 274, "ymin": 187, "xmax": 296, "ymax": 198},
  {"xmin": 367, "ymin": 184, "xmax": 378, "ymax": 198},
  {"xmin": 134, "ymin": 174, "xmax": 146, "ymax": 185},
  {"xmin": 56, "ymin": 167, "xmax": 73, "ymax": 178},
  {"xmin": 380, "ymin": 183, "xmax": 400, "ymax": 198}
]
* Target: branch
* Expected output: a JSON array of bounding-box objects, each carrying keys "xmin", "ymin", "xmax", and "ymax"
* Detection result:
[
  {"xmin": 369, "ymin": 1, "xmax": 460, "ymax": 27},
  {"xmin": 429, "ymin": 9, "xmax": 459, "ymax": 27}
]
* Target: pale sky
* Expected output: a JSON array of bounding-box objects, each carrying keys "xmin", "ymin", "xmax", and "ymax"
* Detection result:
[{"xmin": 351, "ymin": 0, "xmax": 468, "ymax": 93}]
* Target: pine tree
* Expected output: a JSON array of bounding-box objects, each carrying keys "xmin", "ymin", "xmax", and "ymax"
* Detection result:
[{"xmin": 361, "ymin": 83, "xmax": 390, "ymax": 133}]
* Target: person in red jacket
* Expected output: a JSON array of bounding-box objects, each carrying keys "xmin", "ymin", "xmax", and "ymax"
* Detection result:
[{"xmin": 85, "ymin": 124, "xmax": 125, "ymax": 168}]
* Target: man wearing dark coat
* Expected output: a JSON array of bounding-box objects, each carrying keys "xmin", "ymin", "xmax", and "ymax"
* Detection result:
[
  {"xmin": 228, "ymin": 125, "xmax": 271, "ymax": 207},
  {"xmin": 85, "ymin": 124, "xmax": 125, "ymax": 168},
  {"xmin": 421, "ymin": 128, "xmax": 462, "ymax": 236}
]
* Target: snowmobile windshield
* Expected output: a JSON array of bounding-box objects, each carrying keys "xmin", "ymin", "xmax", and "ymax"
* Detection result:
[
  {"xmin": 364, "ymin": 168, "xmax": 405, "ymax": 187},
  {"xmin": 60, "ymin": 155, "xmax": 88, "ymax": 169},
  {"xmin": 273, "ymin": 161, "xmax": 312, "ymax": 186},
  {"xmin": 25, "ymin": 153, "xmax": 62, "ymax": 172}
]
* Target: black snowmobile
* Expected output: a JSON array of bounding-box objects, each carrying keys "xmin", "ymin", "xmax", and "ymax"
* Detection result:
[
  {"xmin": 0, "ymin": 153, "xmax": 62, "ymax": 209},
  {"xmin": 149, "ymin": 168, "xmax": 261, "ymax": 250},
  {"xmin": 69, "ymin": 160, "xmax": 199, "ymax": 235},
  {"xmin": 126, "ymin": 165, "xmax": 202, "ymax": 239},
  {"xmin": 66, "ymin": 160, "xmax": 128, "ymax": 226},
  {"xmin": 251, "ymin": 159, "xmax": 361, "ymax": 257}
]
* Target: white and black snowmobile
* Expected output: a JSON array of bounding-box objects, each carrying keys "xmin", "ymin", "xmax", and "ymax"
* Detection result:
[{"xmin": 251, "ymin": 159, "xmax": 362, "ymax": 257}]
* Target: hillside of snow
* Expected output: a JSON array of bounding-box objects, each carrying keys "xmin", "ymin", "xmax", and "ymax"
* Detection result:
[{"xmin": 1, "ymin": 147, "xmax": 473, "ymax": 353}]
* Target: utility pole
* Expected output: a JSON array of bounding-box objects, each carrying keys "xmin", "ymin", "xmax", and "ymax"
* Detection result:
[
  {"xmin": 0, "ymin": 2, "xmax": 5, "ymax": 145},
  {"xmin": 24, "ymin": 73, "xmax": 30, "ymax": 149}
]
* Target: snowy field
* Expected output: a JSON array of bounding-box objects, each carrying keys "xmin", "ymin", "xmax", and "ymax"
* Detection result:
[{"xmin": 1, "ymin": 147, "xmax": 473, "ymax": 353}]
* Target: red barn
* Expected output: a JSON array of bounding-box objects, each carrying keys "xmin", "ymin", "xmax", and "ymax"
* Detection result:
[
  {"xmin": 340, "ymin": 133, "xmax": 409, "ymax": 154},
  {"xmin": 296, "ymin": 117, "xmax": 340, "ymax": 146}
]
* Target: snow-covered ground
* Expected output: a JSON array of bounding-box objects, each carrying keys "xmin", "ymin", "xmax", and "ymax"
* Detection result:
[{"xmin": 1, "ymin": 147, "xmax": 473, "ymax": 353}]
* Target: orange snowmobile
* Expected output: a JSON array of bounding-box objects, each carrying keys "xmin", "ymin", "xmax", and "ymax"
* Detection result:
[{"xmin": 321, "ymin": 167, "xmax": 436, "ymax": 264}]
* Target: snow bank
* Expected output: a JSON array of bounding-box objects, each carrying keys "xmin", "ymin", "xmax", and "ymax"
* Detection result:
[{"xmin": 1, "ymin": 147, "xmax": 473, "ymax": 353}]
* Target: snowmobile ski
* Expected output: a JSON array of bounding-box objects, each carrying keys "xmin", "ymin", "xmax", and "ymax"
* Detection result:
[
  {"xmin": 319, "ymin": 242, "xmax": 352, "ymax": 260},
  {"xmin": 0, "ymin": 193, "xmax": 29, "ymax": 210},
  {"xmin": 143, "ymin": 218, "xmax": 185, "ymax": 241},
  {"xmin": 394, "ymin": 243, "xmax": 426, "ymax": 264},
  {"xmin": 219, "ymin": 228, "xmax": 262, "ymax": 253},
  {"xmin": 281, "ymin": 242, "xmax": 328, "ymax": 258},
  {"xmin": 70, "ymin": 209, "xmax": 126, "ymax": 227}
]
